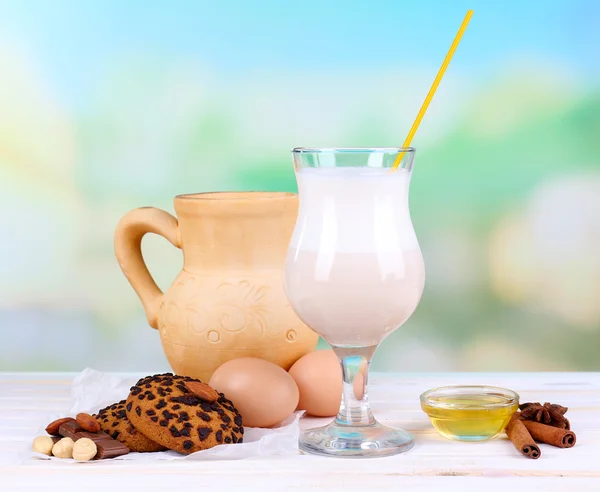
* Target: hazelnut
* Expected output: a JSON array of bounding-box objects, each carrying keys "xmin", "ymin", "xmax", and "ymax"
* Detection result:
[
  {"xmin": 52, "ymin": 437, "xmax": 75, "ymax": 459},
  {"xmin": 32, "ymin": 436, "xmax": 55, "ymax": 456},
  {"xmin": 72, "ymin": 438, "xmax": 97, "ymax": 461}
]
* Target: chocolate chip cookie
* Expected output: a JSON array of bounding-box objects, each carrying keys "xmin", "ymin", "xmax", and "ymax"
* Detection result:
[
  {"xmin": 95, "ymin": 400, "xmax": 166, "ymax": 453},
  {"xmin": 125, "ymin": 373, "xmax": 243, "ymax": 455}
]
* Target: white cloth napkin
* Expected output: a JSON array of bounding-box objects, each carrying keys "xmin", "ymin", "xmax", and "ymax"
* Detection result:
[{"xmin": 30, "ymin": 368, "xmax": 301, "ymax": 462}]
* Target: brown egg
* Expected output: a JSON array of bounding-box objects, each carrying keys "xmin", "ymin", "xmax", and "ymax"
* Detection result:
[
  {"xmin": 288, "ymin": 349, "xmax": 342, "ymax": 417},
  {"xmin": 209, "ymin": 357, "xmax": 299, "ymax": 428}
]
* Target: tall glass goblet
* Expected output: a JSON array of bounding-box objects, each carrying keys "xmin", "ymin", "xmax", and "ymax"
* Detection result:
[{"xmin": 284, "ymin": 148, "xmax": 425, "ymax": 458}]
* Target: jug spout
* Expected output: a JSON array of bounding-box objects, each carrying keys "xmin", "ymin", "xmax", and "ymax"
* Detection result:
[{"xmin": 174, "ymin": 192, "xmax": 298, "ymax": 272}]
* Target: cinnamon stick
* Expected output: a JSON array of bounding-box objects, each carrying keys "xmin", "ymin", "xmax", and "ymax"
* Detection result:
[
  {"xmin": 521, "ymin": 420, "xmax": 576, "ymax": 448},
  {"xmin": 505, "ymin": 415, "xmax": 541, "ymax": 459}
]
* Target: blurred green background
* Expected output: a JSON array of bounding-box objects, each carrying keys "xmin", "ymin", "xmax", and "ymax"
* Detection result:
[{"xmin": 1, "ymin": 0, "xmax": 599, "ymax": 372}]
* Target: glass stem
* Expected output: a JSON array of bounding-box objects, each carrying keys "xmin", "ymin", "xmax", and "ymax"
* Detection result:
[{"xmin": 331, "ymin": 344, "xmax": 377, "ymax": 427}]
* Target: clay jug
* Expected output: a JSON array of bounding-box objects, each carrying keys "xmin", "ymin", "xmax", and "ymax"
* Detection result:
[{"xmin": 114, "ymin": 192, "xmax": 318, "ymax": 381}]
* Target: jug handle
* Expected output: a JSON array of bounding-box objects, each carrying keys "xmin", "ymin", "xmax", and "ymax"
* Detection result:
[{"xmin": 114, "ymin": 207, "xmax": 181, "ymax": 329}]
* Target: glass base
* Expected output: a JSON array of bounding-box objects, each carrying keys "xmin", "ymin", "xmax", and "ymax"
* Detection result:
[{"xmin": 299, "ymin": 420, "xmax": 415, "ymax": 458}]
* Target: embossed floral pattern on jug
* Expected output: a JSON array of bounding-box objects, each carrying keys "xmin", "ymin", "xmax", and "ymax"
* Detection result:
[{"xmin": 115, "ymin": 192, "xmax": 318, "ymax": 381}]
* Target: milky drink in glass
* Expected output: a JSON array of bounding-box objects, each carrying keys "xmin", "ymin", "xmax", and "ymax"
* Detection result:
[
  {"xmin": 284, "ymin": 148, "xmax": 425, "ymax": 458},
  {"xmin": 285, "ymin": 167, "xmax": 425, "ymax": 347}
]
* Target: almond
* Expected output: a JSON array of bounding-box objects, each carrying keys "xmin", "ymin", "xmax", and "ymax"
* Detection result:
[
  {"xmin": 45, "ymin": 417, "xmax": 76, "ymax": 436},
  {"xmin": 76, "ymin": 413, "xmax": 100, "ymax": 433},
  {"xmin": 184, "ymin": 381, "xmax": 219, "ymax": 402}
]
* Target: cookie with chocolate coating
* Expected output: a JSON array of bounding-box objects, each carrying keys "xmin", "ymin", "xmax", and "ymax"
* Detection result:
[
  {"xmin": 94, "ymin": 400, "xmax": 166, "ymax": 452},
  {"xmin": 125, "ymin": 373, "xmax": 243, "ymax": 454}
]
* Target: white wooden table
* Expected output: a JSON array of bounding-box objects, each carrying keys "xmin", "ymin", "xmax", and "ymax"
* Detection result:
[{"xmin": 1, "ymin": 372, "xmax": 599, "ymax": 491}]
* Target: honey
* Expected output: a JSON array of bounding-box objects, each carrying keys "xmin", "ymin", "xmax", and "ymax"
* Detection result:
[{"xmin": 420, "ymin": 386, "xmax": 519, "ymax": 442}]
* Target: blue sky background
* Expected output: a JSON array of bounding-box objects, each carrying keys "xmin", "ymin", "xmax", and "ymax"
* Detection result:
[{"xmin": 1, "ymin": 0, "xmax": 598, "ymax": 107}]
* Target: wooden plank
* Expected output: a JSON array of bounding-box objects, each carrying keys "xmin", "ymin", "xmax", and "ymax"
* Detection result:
[{"xmin": 1, "ymin": 372, "xmax": 598, "ymax": 490}]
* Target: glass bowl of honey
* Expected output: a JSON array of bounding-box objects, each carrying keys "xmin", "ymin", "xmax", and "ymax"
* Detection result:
[{"xmin": 420, "ymin": 385, "xmax": 519, "ymax": 442}]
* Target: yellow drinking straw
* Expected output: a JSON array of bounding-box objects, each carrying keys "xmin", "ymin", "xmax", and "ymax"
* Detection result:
[{"xmin": 392, "ymin": 9, "xmax": 474, "ymax": 170}]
